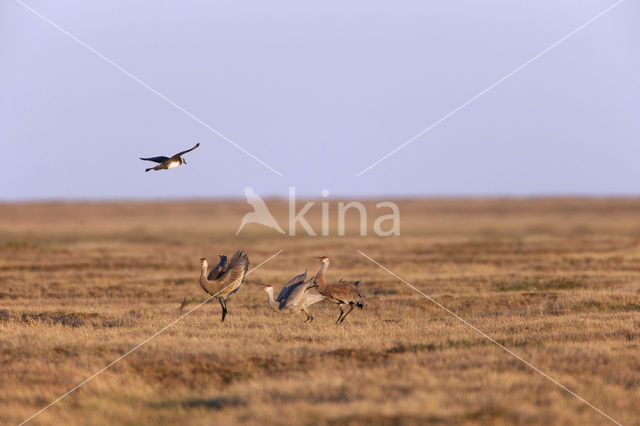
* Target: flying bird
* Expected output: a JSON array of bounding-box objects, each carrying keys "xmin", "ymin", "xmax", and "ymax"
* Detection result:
[
  {"xmin": 140, "ymin": 142, "xmax": 200, "ymax": 172},
  {"xmin": 263, "ymin": 271, "xmax": 325, "ymax": 323},
  {"xmin": 236, "ymin": 186, "xmax": 285, "ymax": 235},
  {"xmin": 199, "ymin": 250, "xmax": 249, "ymax": 322},
  {"xmin": 314, "ymin": 256, "xmax": 365, "ymax": 324}
]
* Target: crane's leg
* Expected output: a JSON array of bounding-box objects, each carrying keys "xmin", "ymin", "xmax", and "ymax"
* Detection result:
[
  {"xmin": 335, "ymin": 305, "xmax": 344, "ymax": 324},
  {"xmin": 338, "ymin": 305, "xmax": 355, "ymax": 324},
  {"xmin": 303, "ymin": 308, "xmax": 313, "ymax": 323},
  {"xmin": 219, "ymin": 298, "xmax": 227, "ymax": 322}
]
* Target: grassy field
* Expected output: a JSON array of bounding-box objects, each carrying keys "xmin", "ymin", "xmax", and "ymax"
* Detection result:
[{"xmin": 1, "ymin": 198, "xmax": 639, "ymax": 425}]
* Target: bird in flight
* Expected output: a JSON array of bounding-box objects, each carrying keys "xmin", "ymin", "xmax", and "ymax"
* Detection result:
[{"xmin": 140, "ymin": 142, "xmax": 200, "ymax": 172}]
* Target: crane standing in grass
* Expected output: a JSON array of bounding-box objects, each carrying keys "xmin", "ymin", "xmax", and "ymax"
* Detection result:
[
  {"xmin": 263, "ymin": 271, "xmax": 325, "ymax": 323},
  {"xmin": 314, "ymin": 256, "xmax": 365, "ymax": 324},
  {"xmin": 199, "ymin": 250, "xmax": 249, "ymax": 322}
]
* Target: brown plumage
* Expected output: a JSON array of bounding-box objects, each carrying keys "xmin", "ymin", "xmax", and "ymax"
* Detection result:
[
  {"xmin": 314, "ymin": 256, "xmax": 365, "ymax": 324},
  {"xmin": 199, "ymin": 250, "xmax": 249, "ymax": 322}
]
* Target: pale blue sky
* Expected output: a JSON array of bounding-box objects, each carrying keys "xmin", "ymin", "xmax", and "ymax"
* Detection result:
[{"xmin": 1, "ymin": 0, "xmax": 638, "ymax": 200}]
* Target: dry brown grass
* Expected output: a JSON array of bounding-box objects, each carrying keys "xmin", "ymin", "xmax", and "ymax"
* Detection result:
[{"xmin": 1, "ymin": 198, "xmax": 639, "ymax": 425}]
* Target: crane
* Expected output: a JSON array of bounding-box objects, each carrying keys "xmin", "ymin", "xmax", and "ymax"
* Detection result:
[
  {"xmin": 314, "ymin": 256, "xmax": 365, "ymax": 324},
  {"xmin": 199, "ymin": 250, "xmax": 249, "ymax": 322},
  {"xmin": 263, "ymin": 271, "xmax": 325, "ymax": 323}
]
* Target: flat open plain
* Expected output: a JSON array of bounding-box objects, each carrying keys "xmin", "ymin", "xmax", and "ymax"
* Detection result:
[{"xmin": 1, "ymin": 199, "xmax": 639, "ymax": 425}]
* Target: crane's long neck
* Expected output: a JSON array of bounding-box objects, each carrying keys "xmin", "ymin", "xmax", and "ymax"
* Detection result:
[
  {"xmin": 199, "ymin": 262, "xmax": 212, "ymax": 294},
  {"xmin": 264, "ymin": 288, "xmax": 280, "ymax": 312},
  {"xmin": 315, "ymin": 261, "xmax": 329, "ymax": 293}
]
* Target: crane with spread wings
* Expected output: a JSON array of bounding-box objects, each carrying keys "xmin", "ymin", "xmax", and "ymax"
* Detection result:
[
  {"xmin": 199, "ymin": 251, "xmax": 249, "ymax": 322},
  {"xmin": 263, "ymin": 271, "xmax": 325, "ymax": 323}
]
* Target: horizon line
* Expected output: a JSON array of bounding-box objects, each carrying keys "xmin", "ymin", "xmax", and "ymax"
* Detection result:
[{"xmin": 3, "ymin": 193, "xmax": 640, "ymax": 204}]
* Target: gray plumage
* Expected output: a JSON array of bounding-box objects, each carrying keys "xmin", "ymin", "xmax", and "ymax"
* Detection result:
[{"xmin": 264, "ymin": 271, "xmax": 325, "ymax": 323}]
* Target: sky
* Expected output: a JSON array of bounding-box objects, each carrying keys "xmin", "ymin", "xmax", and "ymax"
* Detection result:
[{"xmin": 1, "ymin": 0, "xmax": 639, "ymax": 200}]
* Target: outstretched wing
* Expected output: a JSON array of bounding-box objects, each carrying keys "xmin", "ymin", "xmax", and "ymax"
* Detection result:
[
  {"xmin": 277, "ymin": 271, "xmax": 307, "ymax": 302},
  {"xmin": 207, "ymin": 255, "xmax": 227, "ymax": 280},
  {"xmin": 283, "ymin": 279, "xmax": 317, "ymax": 309},
  {"xmin": 216, "ymin": 250, "xmax": 249, "ymax": 295},
  {"xmin": 174, "ymin": 142, "xmax": 200, "ymax": 157},
  {"xmin": 140, "ymin": 156, "xmax": 169, "ymax": 163}
]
